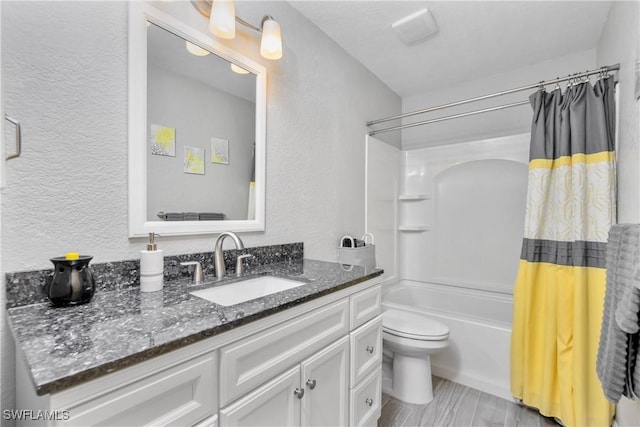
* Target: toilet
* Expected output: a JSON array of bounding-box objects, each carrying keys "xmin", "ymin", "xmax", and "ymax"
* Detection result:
[{"xmin": 382, "ymin": 309, "xmax": 449, "ymax": 404}]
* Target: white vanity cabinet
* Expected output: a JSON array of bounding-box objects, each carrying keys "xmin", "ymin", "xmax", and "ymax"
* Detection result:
[{"xmin": 15, "ymin": 277, "xmax": 382, "ymax": 427}]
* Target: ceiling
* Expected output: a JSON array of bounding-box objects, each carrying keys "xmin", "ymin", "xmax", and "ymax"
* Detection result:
[{"xmin": 289, "ymin": 1, "xmax": 614, "ymax": 98}]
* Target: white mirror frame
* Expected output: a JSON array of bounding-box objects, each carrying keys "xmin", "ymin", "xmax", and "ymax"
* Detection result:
[{"xmin": 128, "ymin": 2, "xmax": 266, "ymax": 237}]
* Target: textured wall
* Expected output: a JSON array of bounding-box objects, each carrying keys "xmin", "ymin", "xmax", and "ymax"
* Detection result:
[
  {"xmin": 0, "ymin": 0, "xmax": 401, "ymax": 415},
  {"xmin": 596, "ymin": 2, "xmax": 640, "ymax": 425},
  {"xmin": 597, "ymin": 0, "xmax": 640, "ymax": 225},
  {"xmin": 0, "ymin": 3, "xmax": 8, "ymax": 423}
]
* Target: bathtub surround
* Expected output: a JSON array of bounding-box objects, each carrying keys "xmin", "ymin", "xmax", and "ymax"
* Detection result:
[
  {"xmin": 366, "ymin": 134, "xmax": 528, "ymax": 400},
  {"xmin": 5, "ymin": 242, "xmax": 303, "ymax": 309},
  {"xmin": 365, "ymin": 137, "xmax": 400, "ymax": 285}
]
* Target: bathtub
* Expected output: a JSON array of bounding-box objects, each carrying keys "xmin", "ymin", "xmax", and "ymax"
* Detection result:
[{"xmin": 382, "ymin": 280, "xmax": 514, "ymax": 401}]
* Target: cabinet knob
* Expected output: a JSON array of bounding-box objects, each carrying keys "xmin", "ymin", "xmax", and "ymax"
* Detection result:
[
  {"xmin": 294, "ymin": 388, "xmax": 305, "ymax": 399},
  {"xmin": 366, "ymin": 346, "xmax": 374, "ymax": 354},
  {"xmin": 365, "ymin": 398, "xmax": 374, "ymax": 406},
  {"xmin": 306, "ymin": 379, "xmax": 317, "ymax": 390}
]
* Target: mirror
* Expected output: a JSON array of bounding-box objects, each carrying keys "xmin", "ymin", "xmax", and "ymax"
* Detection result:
[{"xmin": 128, "ymin": 3, "xmax": 266, "ymax": 237}]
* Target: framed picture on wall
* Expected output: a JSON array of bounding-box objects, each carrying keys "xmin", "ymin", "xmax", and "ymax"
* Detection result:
[
  {"xmin": 184, "ymin": 146, "xmax": 205, "ymax": 175},
  {"xmin": 150, "ymin": 124, "xmax": 176, "ymax": 156},
  {"xmin": 211, "ymin": 137, "xmax": 229, "ymax": 165}
]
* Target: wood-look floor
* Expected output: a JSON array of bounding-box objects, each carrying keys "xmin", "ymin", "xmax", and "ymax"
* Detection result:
[{"xmin": 378, "ymin": 377, "xmax": 560, "ymax": 427}]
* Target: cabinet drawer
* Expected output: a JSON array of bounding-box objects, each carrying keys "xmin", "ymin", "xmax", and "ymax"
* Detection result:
[
  {"xmin": 220, "ymin": 299, "xmax": 349, "ymax": 406},
  {"xmin": 350, "ymin": 285, "xmax": 381, "ymax": 329},
  {"xmin": 61, "ymin": 351, "xmax": 217, "ymax": 427},
  {"xmin": 350, "ymin": 315, "xmax": 382, "ymax": 386},
  {"xmin": 349, "ymin": 368, "xmax": 382, "ymax": 427}
]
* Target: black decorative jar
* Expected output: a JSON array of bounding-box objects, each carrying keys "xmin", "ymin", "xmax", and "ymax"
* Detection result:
[{"xmin": 46, "ymin": 254, "xmax": 96, "ymax": 306}]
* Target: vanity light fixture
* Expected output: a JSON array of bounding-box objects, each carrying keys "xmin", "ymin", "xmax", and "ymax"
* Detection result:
[
  {"xmin": 192, "ymin": 0, "xmax": 283, "ymax": 60},
  {"xmin": 230, "ymin": 63, "xmax": 250, "ymax": 74},
  {"xmin": 260, "ymin": 16, "xmax": 282, "ymax": 60},
  {"xmin": 185, "ymin": 41, "xmax": 211, "ymax": 56},
  {"xmin": 209, "ymin": 0, "xmax": 235, "ymax": 39}
]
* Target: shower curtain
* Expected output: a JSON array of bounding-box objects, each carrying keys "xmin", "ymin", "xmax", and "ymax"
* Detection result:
[
  {"xmin": 510, "ymin": 77, "xmax": 616, "ymax": 427},
  {"xmin": 247, "ymin": 143, "xmax": 256, "ymax": 220}
]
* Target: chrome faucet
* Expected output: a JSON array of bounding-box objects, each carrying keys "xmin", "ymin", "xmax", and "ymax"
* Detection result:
[{"xmin": 214, "ymin": 231, "xmax": 245, "ymax": 279}]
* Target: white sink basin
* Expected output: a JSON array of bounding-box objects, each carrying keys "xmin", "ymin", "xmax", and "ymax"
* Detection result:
[{"xmin": 190, "ymin": 276, "xmax": 306, "ymax": 306}]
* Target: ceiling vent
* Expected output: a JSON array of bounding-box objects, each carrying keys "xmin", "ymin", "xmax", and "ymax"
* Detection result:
[{"xmin": 392, "ymin": 8, "xmax": 438, "ymax": 46}]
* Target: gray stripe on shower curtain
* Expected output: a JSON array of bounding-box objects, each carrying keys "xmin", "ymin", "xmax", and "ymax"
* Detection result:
[
  {"xmin": 520, "ymin": 238, "xmax": 607, "ymax": 268},
  {"xmin": 528, "ymin": 78, "xmax": 616, "ymax": 161}
]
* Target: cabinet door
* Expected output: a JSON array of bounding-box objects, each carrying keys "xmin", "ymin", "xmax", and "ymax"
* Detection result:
[
  {"xmin": 301, "ymin": 337, "xmax": 349, "ymax": 427},
  {"xmin": 219, "ymin": 366, "xmax": 301, "ymax": 427}
]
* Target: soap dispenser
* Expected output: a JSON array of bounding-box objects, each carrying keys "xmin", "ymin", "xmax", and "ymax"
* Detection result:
[{"xmin": 140, "ymin": 233, "xmax": 163, "ymax": 292}]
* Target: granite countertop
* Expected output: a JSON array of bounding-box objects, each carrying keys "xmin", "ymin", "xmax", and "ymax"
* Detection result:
[{"xmin": 7, "ymin": 259, "xmax": 382, "ymax": 396}]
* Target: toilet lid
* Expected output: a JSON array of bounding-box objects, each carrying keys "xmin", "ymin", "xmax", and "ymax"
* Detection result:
[{"xmin": 383, "ymin": 309, "xmax": 449, "ymax": 340}]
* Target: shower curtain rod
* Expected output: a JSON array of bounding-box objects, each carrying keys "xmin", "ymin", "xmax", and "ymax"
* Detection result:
[{"xmin": 367, "ymin": 63, "xmax": 620, "ymax": 136}]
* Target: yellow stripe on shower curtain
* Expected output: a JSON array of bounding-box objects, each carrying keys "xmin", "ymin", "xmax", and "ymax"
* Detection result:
[
  {"xmin": 528, "ymin": 151, "xmax": 616, "ymax": 170},
  {"xmin": 511, "ymin": 260, "xmax": 615, "ymax": 427}
]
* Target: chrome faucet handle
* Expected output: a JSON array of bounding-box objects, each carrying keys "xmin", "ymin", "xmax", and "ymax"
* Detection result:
[
  {"xmin": 236, "ymin": 254, "xmax": 253, "ymax": 277},
  {"xmin": 180, "ymin": 261, "xmax": 204, "ymax": 284}
]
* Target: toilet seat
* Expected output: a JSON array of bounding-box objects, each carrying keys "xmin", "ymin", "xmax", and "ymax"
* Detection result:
[{"xmin": 383, "ymin": 309, "xmax": 449, "ymax": 341}]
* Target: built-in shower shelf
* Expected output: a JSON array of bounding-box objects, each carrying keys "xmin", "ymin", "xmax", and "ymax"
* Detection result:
[
  {"xmin": 398, "ymin": 225, "xmax": 431, "ymax": 232},
  {"xmin": 398, "ymin": 194, "xmax": 431, "ymax": 200}
]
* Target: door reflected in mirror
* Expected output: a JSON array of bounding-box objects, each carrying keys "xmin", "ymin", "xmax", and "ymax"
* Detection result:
[{"xmin": 147, "ymin": 23, "xmax": 256, "ymax": 222}]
